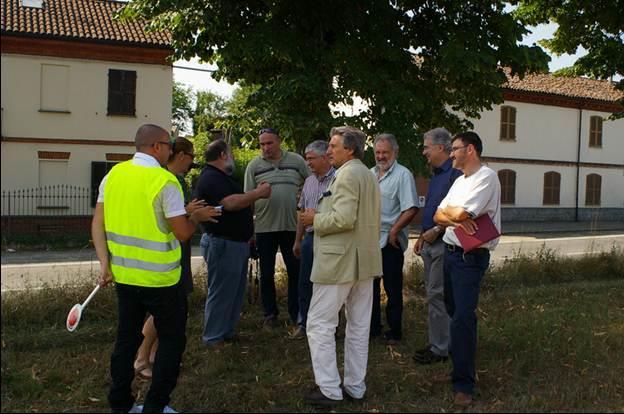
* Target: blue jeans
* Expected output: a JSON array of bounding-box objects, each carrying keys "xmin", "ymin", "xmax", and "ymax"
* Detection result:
[
  {"xmin": 444, "ymin": 247, "xmax": 490, "ymax": 395},
  {"xmin": 200, "ymin": 234, "xmax": 249, "ymax": 345},
  {"xmin": 256, "ymin": 231, "xmax": 300, "ymax": 323},
  {"xmin": 297, "ymin": 232, "xmax": 314, "ymax": 328}
]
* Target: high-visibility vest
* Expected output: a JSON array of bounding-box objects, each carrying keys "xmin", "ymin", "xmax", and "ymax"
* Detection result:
[{"xmin": 104, "ymin": 160, "xmax": 183, "ymax": 287}]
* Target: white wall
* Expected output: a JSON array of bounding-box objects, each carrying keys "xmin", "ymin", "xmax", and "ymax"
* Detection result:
[
  {"xmin": 1, "ymin": 53, "xmax": 172, "ymax": 140},
  {"xmin": 1, "ymin": 53, "xmax": 172, "ymax": 191},
  {"xmin": 473, "ymin": 99, "xmax": 623, "ymax": 211},
  {"xmin": 0, "ymin": 141, "xmax": 134, "ymax": 191},
  {"xmin": 473, "ymin": 102, "xmax": 624, "ymax": 166},
  {"xmin": 487, "ymin": 162, "xmax": 577, "ymax": 208}
]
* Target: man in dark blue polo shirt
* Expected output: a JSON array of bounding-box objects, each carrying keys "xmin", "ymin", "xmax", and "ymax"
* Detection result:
[
  {"xmin": 413, "ymin": 128, "xmax": 462, "ymax": 364},
  {"xmin": 194, "ymin": 140, "xmax": 272, "ymax": 347}
]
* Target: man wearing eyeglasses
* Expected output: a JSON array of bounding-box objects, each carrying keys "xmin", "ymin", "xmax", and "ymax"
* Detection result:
[
  {"xmin": 291, "ymin": 140, "xmax": 335, "ymax": 339},
  {"xmin": 244, "ymin": 128, "xmax": 309, "ymax": 328},
  {"xmin": 412, "ymin": 128, "xmax": 462, "ymax": 366},
  {"xmin": 433, "ymin": 131, "xmax": 501, "ymax": 408}
]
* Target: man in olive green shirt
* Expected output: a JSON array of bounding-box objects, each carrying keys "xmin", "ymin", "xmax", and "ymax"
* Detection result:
[{"xmin": 244, "ymin": 128, "xmax": 309, "ymax": 327}]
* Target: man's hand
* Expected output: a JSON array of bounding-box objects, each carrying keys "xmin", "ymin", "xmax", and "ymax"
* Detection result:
[
  {"xmin": 293, "ymin": 240, "xmax": 301, "ymax": 258},
  {"xmin": 388, "ymin": 228, "xmax": 400, "ymax": 249},
  {"xmin": 255, "ymin": 182, "xmax": 272, "ymax": 199},
  {"xmin": 422, "ymin": 226, "xmax": 441, "ymax": 243},
  {"xmin": 457, "ymin": 218, "xmax": 478, "ymax": 235},
  {"xmin": 98, "ymin": 263, "xmax": 113, "ymax": 287},
  {"xmin": 300, "ymin": 208, "xmax": 315, "ymax": 227},
  {"xmin": 185, "ymin": 198, "xmax": 207, "ymax": 214},
  {"xmin": 413, "ymin": 236, "xmax": 424, "ymax": 256},
  {"xmin": 191, "ymin": 205, "xmax": 223, "ymax": 224}
]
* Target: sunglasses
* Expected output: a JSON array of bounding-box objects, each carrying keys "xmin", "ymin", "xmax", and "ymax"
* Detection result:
[{"xmin": 259, "ymin": 128, "xmax": 279, "ymax": 136}]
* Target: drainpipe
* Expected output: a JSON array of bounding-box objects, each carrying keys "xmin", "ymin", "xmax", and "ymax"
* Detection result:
[{"xmin": 575, "ymin": 107, "xmax": 582, "ymax": 222}]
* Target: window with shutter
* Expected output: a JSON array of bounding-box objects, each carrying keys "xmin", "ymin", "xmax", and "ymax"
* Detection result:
[
  {"xmin": 543, "ymin": 171, "xmax": 560, "ymax": 205},
  {"xmin": 107, "ymin": 69, "xmax": 136, "ymax": 116},
  {"xmin": 585, "ymin": 174, "xmax": 601, "ymax": 206},
  {"xmin": 589, "ymin": 116, "xmax": 602, "ymax": 147},
  {"xmin": 500, "ymin": 106, "xmax": 516, "ymax": 141},
  {"xmin": 498, "ymin": 169, "xmax": 516, "ymax": 204}
]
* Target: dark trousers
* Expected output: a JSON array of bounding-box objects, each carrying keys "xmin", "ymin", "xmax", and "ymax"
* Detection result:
[
  {"xmin": 371, "ymin": 244, "xmax": 405, "ymax": 338},
  {"xmin": 108, "ymin": 282, "xmax": 187, "ymax": 414},
  {"xmin": 297, "ymin": 232, "xmax": 314, "ymax": 328},
  {"xmin": 443, "ymin": 248, "xmax": 490, "ymax": 396},
  {"xmin": 256, "ymin": 231, "xmax": 300, "ymax": 323}
]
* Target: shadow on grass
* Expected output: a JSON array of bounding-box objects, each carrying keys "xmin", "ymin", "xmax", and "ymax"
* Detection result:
[{"xmin": 2, "ymin": 248, "xmax": 623, "ymax": 412}]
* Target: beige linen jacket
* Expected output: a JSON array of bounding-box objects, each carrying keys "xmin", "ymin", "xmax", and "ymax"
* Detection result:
[{"xmin": 311, "ymin": 158, "xmax": 382, "ymax": 284}]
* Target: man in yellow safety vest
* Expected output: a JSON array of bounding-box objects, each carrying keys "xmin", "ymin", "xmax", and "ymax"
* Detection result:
[{"xmin": 92, "ymin": 124, "xmax": 220, "ymax": 413}]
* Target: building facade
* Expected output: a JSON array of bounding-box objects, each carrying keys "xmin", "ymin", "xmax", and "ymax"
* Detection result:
[
  {"xmin": 472, "ymin": 73, "xmax": 623, "ymax": 222},
  {"xmin": 1, "ymin": 0, "xmax": 173, "ymax": 214}
]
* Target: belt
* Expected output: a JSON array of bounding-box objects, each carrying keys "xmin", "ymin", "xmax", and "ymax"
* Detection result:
[{"xmin": 446, "ymin": 244, "xmax": 489, "ymax": 255}]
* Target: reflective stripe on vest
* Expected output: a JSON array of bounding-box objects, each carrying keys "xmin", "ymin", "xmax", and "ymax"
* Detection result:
[
  {"xmin": 104, "ymin": 160, "xmax": 183, "ymax": 287},
  {"xmin": 111, "ymin": 256, "xmax": 180, "ymax": 273},
  {"xmin": 106, "ymin": 231, "xmax": 180, "ymax": 252}
]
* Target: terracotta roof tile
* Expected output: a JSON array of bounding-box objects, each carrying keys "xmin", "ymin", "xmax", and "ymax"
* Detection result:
[
  {"xmin": 1, "ymin": 0, "xmax": 171, "ymax": 47},
  {"xmin": 504, "ymin": 70, "xmax": 623, "ymax": 103}
]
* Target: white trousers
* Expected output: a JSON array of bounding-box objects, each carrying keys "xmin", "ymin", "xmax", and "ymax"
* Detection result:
[{"xmin": 306, "ymin": 279, "xmax": 373, "ymax": 400}]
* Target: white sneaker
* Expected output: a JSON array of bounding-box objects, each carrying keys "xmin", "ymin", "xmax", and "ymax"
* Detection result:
[
  {"xmin": 128, "ymin": 403, "xmax": 143, "ymax": 413},
  {"xmin": 163, "ymin": 406, "xmax": 178, "ymax": 413}
]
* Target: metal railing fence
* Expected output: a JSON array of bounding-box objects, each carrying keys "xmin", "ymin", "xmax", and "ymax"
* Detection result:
[{"xmin": 1, "ymin": 185, "xmax": 93, "ymax": 217}]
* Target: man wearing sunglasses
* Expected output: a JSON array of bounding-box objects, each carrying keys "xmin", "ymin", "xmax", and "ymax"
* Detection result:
[
  {"xmin": 92, "ymin": 124, "xmax": 221, "ymax": 413},
  {"xmin": 244, "ymin": 128, "xmax": 309, "ymax": 328}
]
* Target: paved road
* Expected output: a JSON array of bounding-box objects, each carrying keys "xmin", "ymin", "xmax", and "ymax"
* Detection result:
[{"xmin": 2, "ymin": 232, "xmax": 622, "ymax": 293}]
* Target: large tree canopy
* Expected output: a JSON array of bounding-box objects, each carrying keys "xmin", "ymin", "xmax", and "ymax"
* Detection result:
[
  {"xmin": 515, "ymin": 1, "xmax": 623, "ymax": 89},
  {"xmin": 121, "ymin": 0, "xmax": 548, "ymax": 170}
]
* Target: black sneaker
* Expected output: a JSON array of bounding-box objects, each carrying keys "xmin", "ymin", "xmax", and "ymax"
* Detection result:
[
  {"xmin": 413, "ymin": 349, "xmax": 448, "ymax": 364},
  {"xmin": 413, "ymin": 345, "xmax": 431, "ymax": 357},
  {"xmin": 303, "ymin": 388, "xmax": 340, "ymax": 407}
]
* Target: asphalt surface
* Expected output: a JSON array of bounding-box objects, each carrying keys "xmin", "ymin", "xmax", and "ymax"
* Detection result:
[{"xmin": 2, "ymin": 220, "xmax": 623, "ymax": 293}]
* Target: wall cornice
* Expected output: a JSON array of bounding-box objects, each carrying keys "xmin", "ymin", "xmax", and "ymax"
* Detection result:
[
  {"xmin": 2, "ymin": 136, "xmax": 135, "ymax": 147},
  {"xmin": 483, "ymin": 156, "xmax": 623, "ymax": 170},
  {"xmin": 502, "ymin": 90, "xmax": 622, "ymax": 114},
  {"xmin": 1, "ymin": 35, "xmax": 172, "ymax": 65}
]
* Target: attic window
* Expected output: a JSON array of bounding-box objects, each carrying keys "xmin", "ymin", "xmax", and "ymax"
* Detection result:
[{"xmin": 21, "ymin": 0, "xmax": 43, "ymax": 8}]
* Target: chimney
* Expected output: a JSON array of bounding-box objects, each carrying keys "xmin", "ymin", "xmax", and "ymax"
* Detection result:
[{"xmin": 21, "ymin": 0, "xmax": 44, "ymax": 9}]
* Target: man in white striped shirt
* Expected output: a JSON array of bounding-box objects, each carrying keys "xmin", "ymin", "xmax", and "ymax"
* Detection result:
[{"xmin": 292, "ymin": 140, "xmax": 335, "ymax": 338}]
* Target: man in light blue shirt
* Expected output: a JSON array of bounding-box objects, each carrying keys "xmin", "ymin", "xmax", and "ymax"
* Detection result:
[{"xmin": 370, "ymin": 133, "xmax": 418, "ymax": 343}]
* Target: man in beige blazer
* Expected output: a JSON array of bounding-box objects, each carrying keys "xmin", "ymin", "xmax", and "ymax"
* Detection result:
[{"xmin": 300, "ymin": 126, "xmax": 382, "ymax": 407}]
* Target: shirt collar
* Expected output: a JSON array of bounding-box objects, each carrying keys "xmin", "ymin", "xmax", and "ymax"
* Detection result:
[
  {"xmin": 316, "ymin": 166, "xmax": 335, "ymax": 182},
  {"xmin": 134, "ymin": 152, "xmax": 161, "ymax": 167},
  {"xmin": 433, "ymin": 158, "xmax": 453, "ymax": 175},
  {"xmin": 374, "ymin": 160, "xmax": 397, "ymax": 179}
]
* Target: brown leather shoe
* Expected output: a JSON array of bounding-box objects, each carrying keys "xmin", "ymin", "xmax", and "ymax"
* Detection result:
[
  {"xmin": 289, "ymin": 326, "xmax": 306, "ymax": 340},
  {"xmin": 454, "ymin": 392, "xmax": 473, "ymax": 408}
]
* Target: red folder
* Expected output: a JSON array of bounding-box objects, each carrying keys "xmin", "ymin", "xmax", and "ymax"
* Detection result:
[{"xmin": 453, "ymin": 214, "xmax": 500, "ymax": 252}]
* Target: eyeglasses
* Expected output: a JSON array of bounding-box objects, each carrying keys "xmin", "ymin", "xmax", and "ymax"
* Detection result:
[
  {"xmin": 183, "ymin": 152, "xmax": 195, "ymax": 159},
  {"xmin": 259, "ymin": 128, "xmax": 279, "ymax": 136},
  {"xmin": 156, "ymin": 141, "xmax": 172, "ymax": 147},
  {"xmin": 450, "ymin": 145, "xmax": 468, "ymax": 153}
]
